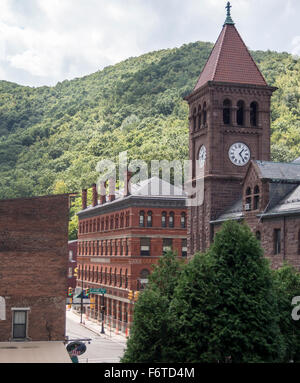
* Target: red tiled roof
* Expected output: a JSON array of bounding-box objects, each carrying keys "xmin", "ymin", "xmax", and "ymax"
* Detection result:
[{"xmin": 194, "ymin": 24, "xmax": 267, "ymax": 91}]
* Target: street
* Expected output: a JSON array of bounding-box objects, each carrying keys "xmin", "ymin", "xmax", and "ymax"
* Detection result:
[{"xmin": 65, "ymin": 310, "xmax": 127, "ymax": 363}]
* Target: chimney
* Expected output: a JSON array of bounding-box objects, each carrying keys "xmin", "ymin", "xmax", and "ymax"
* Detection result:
[
  {"xmin": 124, "ymin": 170, "xmax": 132, "ymax": 197},
  {"xmin": 100, "ymin": 181, "xmax": 107, "ymax": 205},
  {"xmin": 82, "ymin": 189, "xmax": 87, "ymax": 210},
  {"xmin": 109, "ymin": 178, "xmax": 116, "ymax": 202},
  {"xmin": 92, "ymin": 184, "xmax": 98, "ymax": 207}
]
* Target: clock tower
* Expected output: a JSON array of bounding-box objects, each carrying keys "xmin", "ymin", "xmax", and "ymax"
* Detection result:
[{"xmin": 185, "ymin": 2, "xmax": 276, "ymax": 257}]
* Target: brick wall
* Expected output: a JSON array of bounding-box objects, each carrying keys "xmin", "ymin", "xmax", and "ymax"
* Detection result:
[{"xmin": 0, "ymin": 194, "xmax": 70, "ymax": 341}]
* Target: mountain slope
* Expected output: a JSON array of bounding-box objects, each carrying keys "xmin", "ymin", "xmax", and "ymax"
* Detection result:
[{"xmin": 0, "ymin": 41, "xmax": 298, "ymax": 200}]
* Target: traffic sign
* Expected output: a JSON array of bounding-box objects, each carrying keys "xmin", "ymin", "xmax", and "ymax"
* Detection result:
[{"xmin": 90, "ymin": 288, "xmax": 106, "ymax": 294}]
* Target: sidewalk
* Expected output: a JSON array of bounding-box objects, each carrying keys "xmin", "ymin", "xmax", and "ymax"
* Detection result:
[{"xmin": 67, "ymin": 309, "xmax": 128, "ymax": 344}]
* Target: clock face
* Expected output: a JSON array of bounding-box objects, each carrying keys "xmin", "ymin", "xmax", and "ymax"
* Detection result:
[
  {"xmin": 198, "ymin": 145, "xmax": 207, "ymax": 168},
  {"xmin": 229, "ymin": 142, "xmax": 250, "ymax": 166}
]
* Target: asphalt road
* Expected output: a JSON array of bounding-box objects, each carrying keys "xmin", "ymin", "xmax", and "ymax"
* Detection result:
[{"xmin": 65, "ymin": 311, "xmax": 127, "ymax": 363}]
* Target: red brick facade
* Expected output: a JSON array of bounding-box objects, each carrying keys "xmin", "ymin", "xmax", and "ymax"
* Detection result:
[
  {"xmin": 0, "ymin": 194, "xmax": 70, "ymax": 342},
  {"xmin": 186, "ymin": 15, "xmax": 300, "ymax": 270},
  {"xmin": 76, "ymin": 179, "xmax": 187, "ymax": 335}
]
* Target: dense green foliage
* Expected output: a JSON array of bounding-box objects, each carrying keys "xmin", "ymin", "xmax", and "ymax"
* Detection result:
[
  {"xmin": 0, "ymin": 42, "xmax": 299, "ymax": 205},
  {"xmin": 121, "ymin": 251, "xmax": 184, "ymax": 363},
  {"xmin": 122, "ymin": 221, "xmax": 300, "ymax": 363}
]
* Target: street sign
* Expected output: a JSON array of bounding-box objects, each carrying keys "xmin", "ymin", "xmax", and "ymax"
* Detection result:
[
  {"xmin": 66, "ymin": 341, "xmax": 87, "ymax": 356},
  {"xmin": 90, "ymin": 288, "xmax": 106, "ymax": 294}
]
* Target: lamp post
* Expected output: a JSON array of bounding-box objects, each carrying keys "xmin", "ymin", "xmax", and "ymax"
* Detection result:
[{"xmin": 101, "ymin": 293, "xmax": 105, "ymax": 334}]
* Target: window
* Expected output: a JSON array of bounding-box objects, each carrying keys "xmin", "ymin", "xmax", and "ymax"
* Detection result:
[
  {"xmin": 162, "ymin": 212, "xmax": 167, "ymax": 228},
  {"xmin": 139, "ymin": 269, "xmax": 150, "ymax": 290},
  {"xmin": 203, "ymin": 102, "xmax": 207, "ymax": 125},
  {"xmin": 223, "ymin": 99, "xmax": 231, "ymax": 125},
  {"xmin": 13, "ymin": 310, "xmax": 28, "ymax": 339},
  {"xmin": 139, "ymin": 211, "xmax": 145, "ymax": 227},
  {"xmin": 169, "ymin": 212, "xmax": 175, "ymax": 228},
  {"xmin": 256, "ymin": 231, "xmax": 261, "ymax": 241},
  {"xmin": 182, "ymin": 239, "xmax": 187, "ymax": 257},
  {"xmin": 198, "ymin": 106, "xmax": 202, "ymax": 130},
  {"xmin": 298, "ymin": 230, "xmax": 300, "ymax": 255},
  {"xmin": 237, "ymin": 100, "xmax": 244, "ymax": 126},
  {"xmin": 250, "ymin": 102, "xmax": 258, "ymax": 127},
  {"xmin": 147, "ymin": 211, "xmax": 153, "ymax": 227},
  {"xmin": 69, "ymin": 250, "xmax": 73, "ymax": 262},
  {"xmin": 274, "ymin": 229, "xmax": 281, "ymax": 255},
  {"xmin": 245, "ymin": 187, "xmax": 252, "ymax": 210},
  {"xmin": 193, "ymin": 108, "xmax": 197, "ymax": 132},
  {"xmin": 163, "ymin": 238, "xmax": 173, "ymax": 255},
  {"xmin": 181, "ymin": 212, "xmax": 186, "ymax": 228},
  {"xmin": 254, "ymin": 185, "xmax": 260, "ymax": 210},
  {"xmin": 120, "ymin": 269, "xmax": 123, "ymax": 287},
  {"xmin": 0, "ymin": 297, "xmax": 6, "ymax": 321},
  {"xmin": 140, "ymin": 238, "xmax": 150, "ymax": 256},
  {"xmin": 68, "ymin": 267, "xmax": 73, "ymax": 278}
]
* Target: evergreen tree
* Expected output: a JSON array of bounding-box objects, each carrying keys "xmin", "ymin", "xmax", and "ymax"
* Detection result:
[
  {"xmin": 273, "ymin": 264, "xmax": 300, "ymax": 362},
  {"xmin": 121, "ymin": 251, "xmax": 184, "ymax": 363},
  {"xmin": 170, "ymin": 221, "xmax": 286, "ymax": 363}
]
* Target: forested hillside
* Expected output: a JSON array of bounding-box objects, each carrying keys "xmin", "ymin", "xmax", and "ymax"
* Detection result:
[{"xmin": 0, "ymin": 40, "xmax": 299, "ymax": 202}]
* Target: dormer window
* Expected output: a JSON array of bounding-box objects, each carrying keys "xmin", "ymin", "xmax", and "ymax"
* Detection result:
[
  {"xmin": 245, "ymin": 187, "xmax": 252, "ymax": 210},
  {"xmin": 253, "ymin": 185, "xmax": 260, "ymax": 210}
]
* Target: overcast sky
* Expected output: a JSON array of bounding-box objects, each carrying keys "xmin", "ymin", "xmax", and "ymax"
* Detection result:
[{"xmin": 0, "ymin": 0, "xmax": 299, "ymax": 87}]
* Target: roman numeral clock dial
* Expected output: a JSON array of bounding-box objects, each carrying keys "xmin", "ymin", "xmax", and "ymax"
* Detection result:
[{"xmin": 229, "ymin": 143, "xmax": 250, "ymax": 166}]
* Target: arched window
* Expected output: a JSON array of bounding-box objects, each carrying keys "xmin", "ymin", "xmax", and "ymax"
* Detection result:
[
  {"xmin": 139, "ymin": 211, "xmax": 145, "ymax": 227},
  {"xmin": 237, "ymin": 100, "xmax": 244, "ymax": 126},
  {"xmin": 245, "ymin": 187, "xmax": 252, "ymax": 210},
  {"xmin": 193, "ymin": 108, "xmax": 197, "ymax": 132},
  {"xmin": 181, "ymin": 212, "xmax": 186, "ymax": 228},
  {"xmin": 147, "ymin": 211, "xmax": 153, "ymax": 227},
  {"xmin": 203, "ymin": 102, "xmax": 207, "ymax": 125},
  {"xmin": 223, "ymin": 99, "xmax": 231, "ymax": 125},
  {"xmin": 120, "ymin": 269, "xmax": 123, "ymax": 287},
  {"xmin": 114, "ymin": 268, "xmax": 117, "ymax": 286},
  {"xmin": 169, "ymin": 212, "xmax": 175, "ymax": 228},
  {"xmin": 162, "ymin": 212, "xmax": 167, "ymax": 228},
  {"xmin": 250, "ymin": 102, "xmax": 258, "ymax": 127},
  {"xmin": 198, "ymin": 105, "xmax": 202, "ymax": 130},
  {"xmin": 254, "ymin": 185, "xmax": 260, "ymax": 210}
]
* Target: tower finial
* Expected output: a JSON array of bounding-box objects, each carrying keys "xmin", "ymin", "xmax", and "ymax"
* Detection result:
[{"xmin": 224, "ymin": 1, "xmax": 235, "ymax": 26}]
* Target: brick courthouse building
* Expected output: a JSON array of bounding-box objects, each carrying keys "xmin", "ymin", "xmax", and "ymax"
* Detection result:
[
  {"xmin": 186, "ymin": 4, "xmax": 300, "ymax": 269},
  {"xmin": 76, "ymin": 177, "xmax": 187, "ymax": 334}
]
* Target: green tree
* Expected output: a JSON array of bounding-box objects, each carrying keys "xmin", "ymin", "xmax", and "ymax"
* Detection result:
[
  {"xmin": 170, "ymin": 221, "xmax": 286, "ymax": 363},
  {"xmin": 121, "ymin": 251, "xmax": 184, "ymax": 363},
  {"xmin": 273, "ymin": 264, "xmax": 300, "ymax": 362}
]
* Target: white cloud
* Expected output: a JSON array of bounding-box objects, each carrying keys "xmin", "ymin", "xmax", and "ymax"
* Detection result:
[{"xmin": 0, "ymin": 0, "xmax": 298, "ymax": 87}]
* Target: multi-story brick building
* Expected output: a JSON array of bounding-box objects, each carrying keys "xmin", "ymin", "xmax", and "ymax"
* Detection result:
[
  {"xmin": 68, "ymin": 240, "xmax": 78, "ymax": 290},
  {"xmin": 0, "ymin": 194, "xmax": 71, "ymax": 361},
  {"xmin": 185, "ymin": 4, "xmax": 300, "ymax": 269},
  {"xmin": 76, "ymin": 176, "xmax": 187, "ymax": 335}
]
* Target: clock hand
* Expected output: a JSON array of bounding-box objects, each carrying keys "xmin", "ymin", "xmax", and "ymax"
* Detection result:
[{"xmin": 239, "ymin": 149, "xmax": 244, "ymax": 160}]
